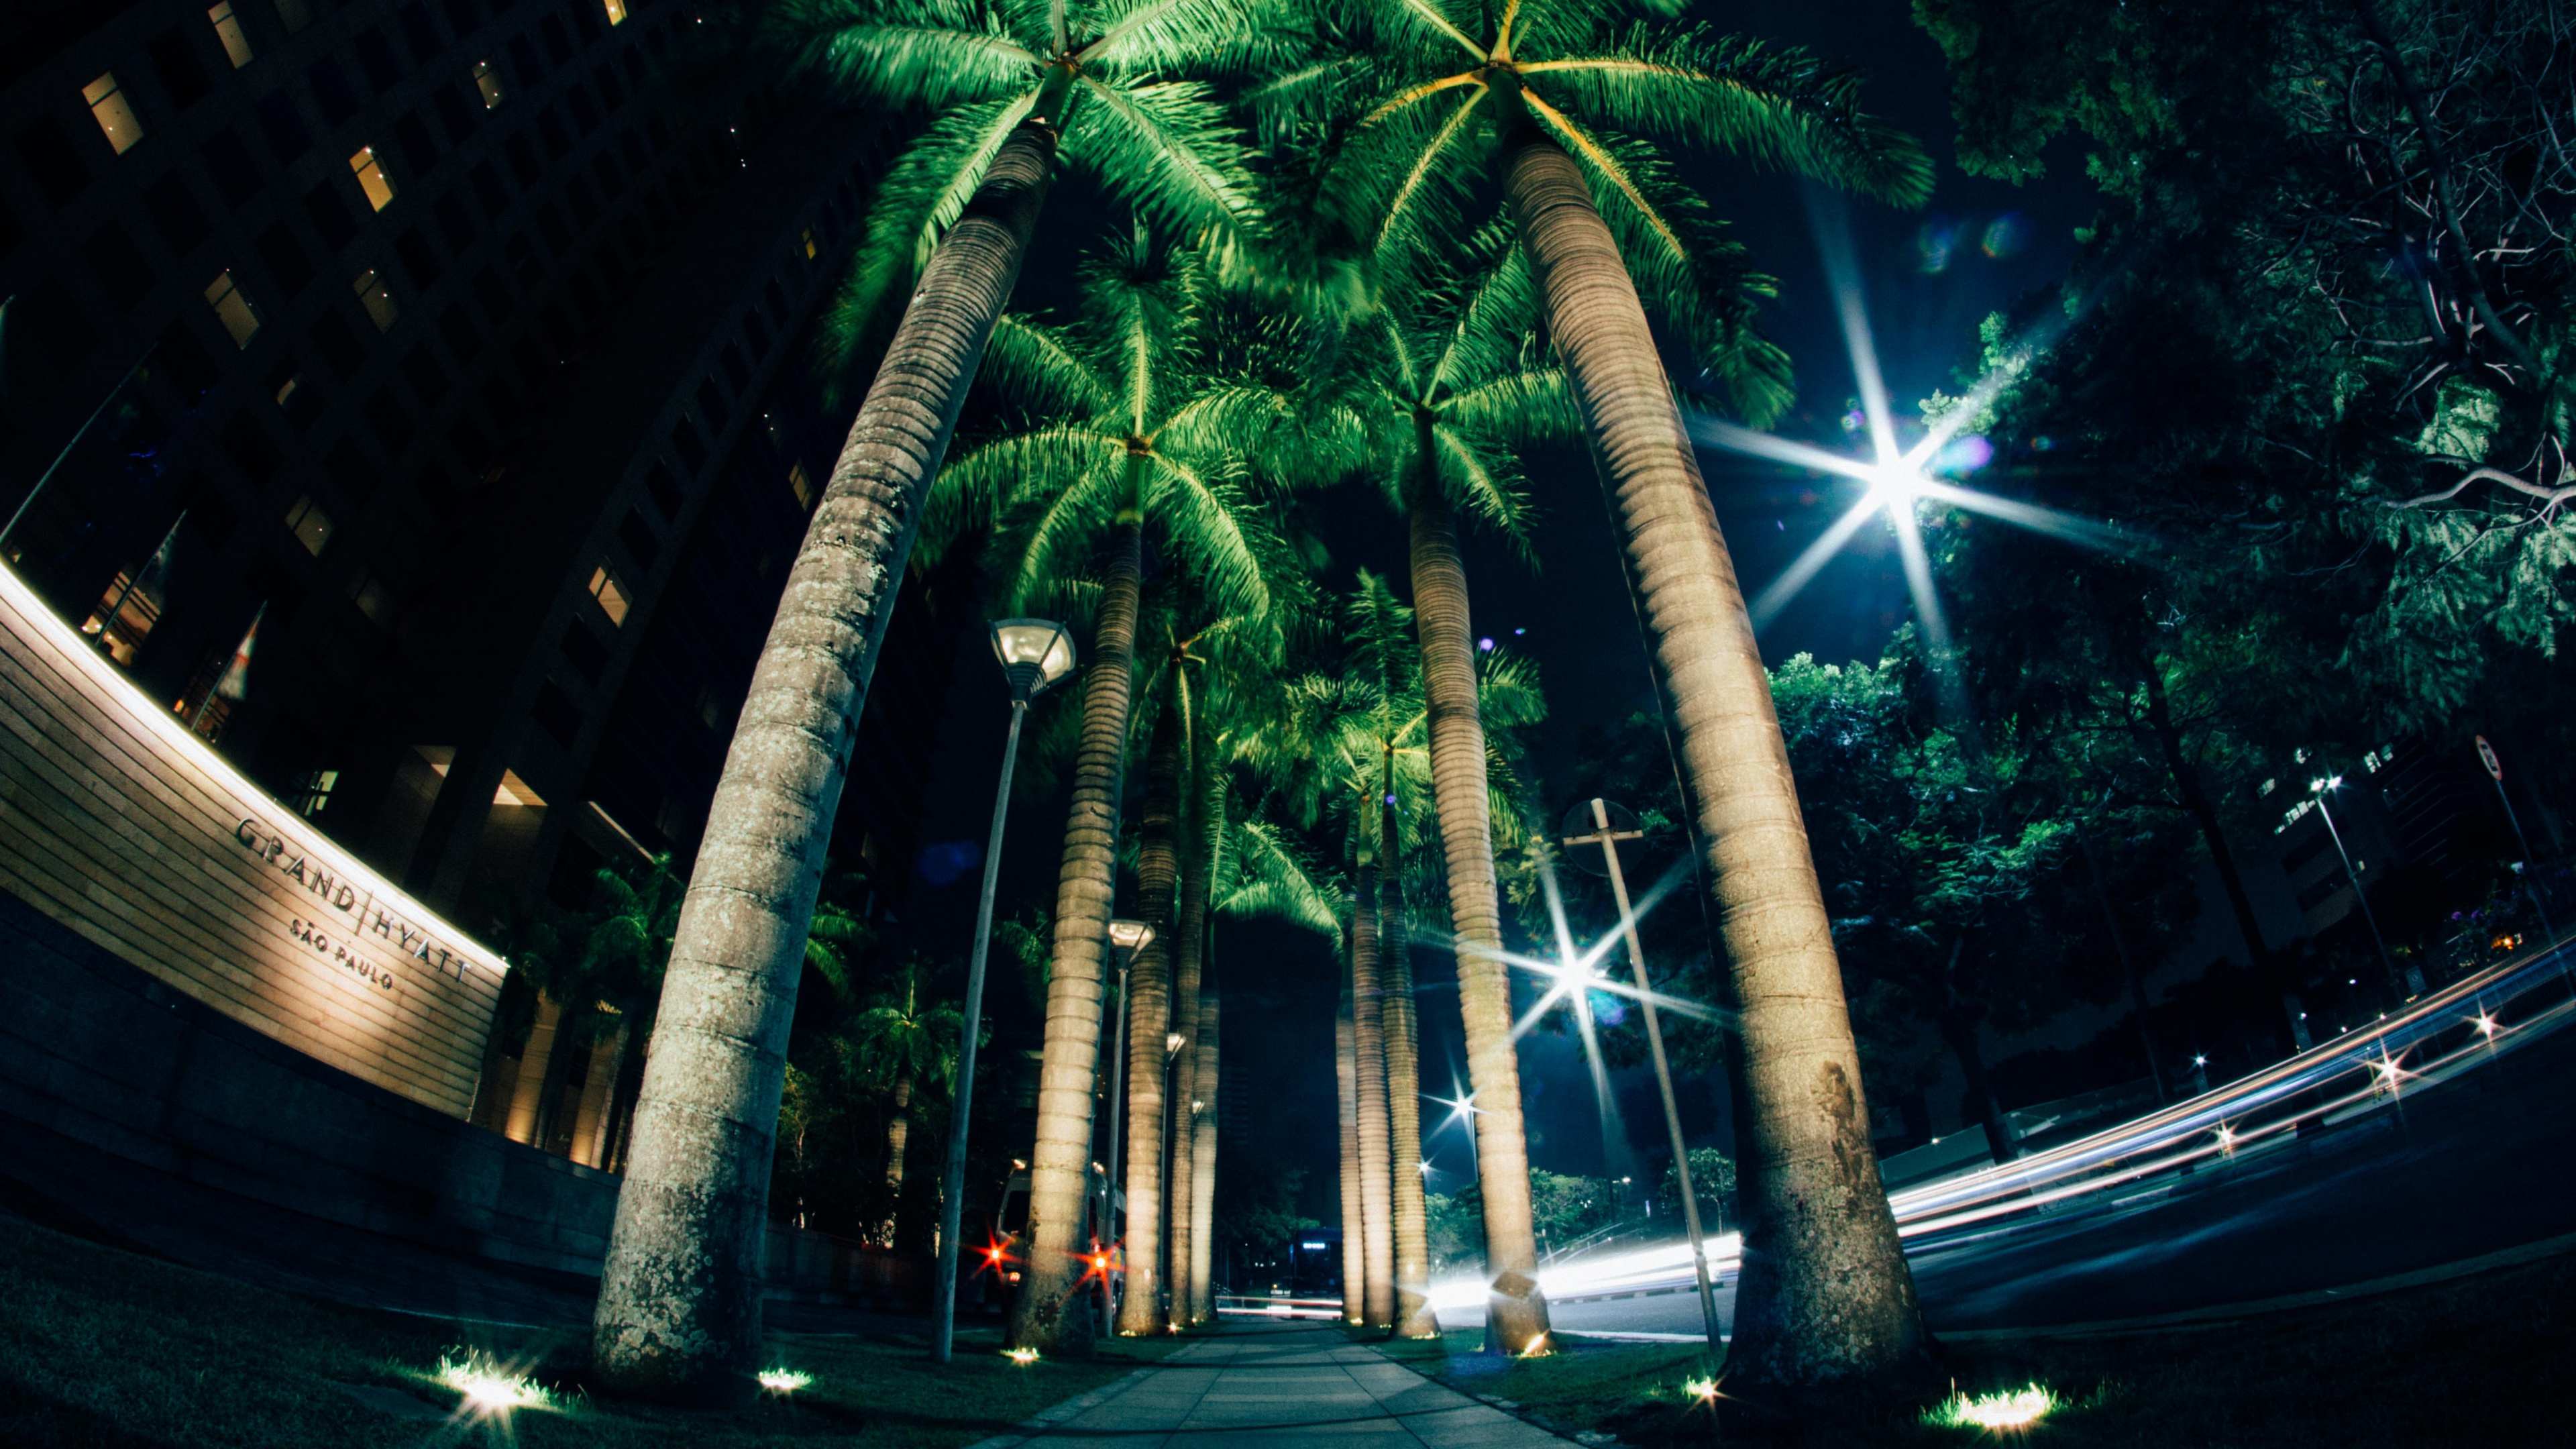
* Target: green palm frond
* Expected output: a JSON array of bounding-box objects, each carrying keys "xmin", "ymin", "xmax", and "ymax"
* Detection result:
[
  {"xmin": 815, "ymin": 95, "xmax": 1035, "ymax": 393},
  {"xmin": 1219, "ymin": 814, "xmax": 1341, "ymax": 934}
]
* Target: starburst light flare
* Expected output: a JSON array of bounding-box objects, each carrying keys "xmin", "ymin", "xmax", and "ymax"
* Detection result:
[{"xmin": 1692, "ymin": 189, "xmax": 2140, "ymax": 653}]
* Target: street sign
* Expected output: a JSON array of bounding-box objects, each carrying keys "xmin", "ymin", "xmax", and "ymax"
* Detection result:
[{"xmin": 2477, "ymin": 735, "xmax": 2504, "ymax": 782}]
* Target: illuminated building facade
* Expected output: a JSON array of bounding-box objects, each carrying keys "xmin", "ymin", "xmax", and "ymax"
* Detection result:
[{"xmin": 0, "ymin": 0, "xmax": 951, "ymax": 1166}]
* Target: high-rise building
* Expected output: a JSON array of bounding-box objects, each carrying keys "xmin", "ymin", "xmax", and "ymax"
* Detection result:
[{"xmin": 0, "ymin": 0, "xmax": 957, "ymax": 1177}]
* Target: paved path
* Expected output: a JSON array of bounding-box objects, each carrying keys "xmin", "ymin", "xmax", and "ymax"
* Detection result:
[{"xmin": 977, "ymin": 1320, "xmax": 1577, "ymax": 1446}]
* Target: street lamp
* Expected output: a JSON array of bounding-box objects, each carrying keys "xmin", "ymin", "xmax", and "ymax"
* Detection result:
[
  {"xmin": 1560, "ymin": 796, "xmax": 1722, "ymax": 1357},
  {"xmin": 932, "ymin": 619, "xmax": 1077, "ymax": 1365},
  {"xmin": 1097, "ymin": 918, "xmax": 1153, "ymax": 1325},
  {"xmin": 2308, "ymin": 776, "xmax": 2416, "ymax": 1000}
]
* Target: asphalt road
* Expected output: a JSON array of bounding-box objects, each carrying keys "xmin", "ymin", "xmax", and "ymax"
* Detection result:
[{"xmin": 1453, "ymin": 1015, "xmax": 2576, "ymax": 1338}]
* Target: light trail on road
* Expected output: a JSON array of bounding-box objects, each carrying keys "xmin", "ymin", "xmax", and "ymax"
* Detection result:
[{"xmin": 1426, "ymin": 934, "xmax": 2576, "ymax": 1314}]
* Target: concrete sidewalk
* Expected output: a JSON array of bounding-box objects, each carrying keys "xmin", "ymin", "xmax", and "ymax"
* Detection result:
[{"xmin": 973, "ymin": 1320, "xmax": 1581, "ymax": 1446}]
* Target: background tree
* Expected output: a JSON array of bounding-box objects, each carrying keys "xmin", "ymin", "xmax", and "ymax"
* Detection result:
[{"xmin": 930, "ymin": 227, "xmax": 1311, "ymax": 1353}]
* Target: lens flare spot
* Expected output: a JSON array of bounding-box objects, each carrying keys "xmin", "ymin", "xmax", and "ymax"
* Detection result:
[{"xmin": 1981, "ymin": 213, "xmax": 2028, "ymax": 258}]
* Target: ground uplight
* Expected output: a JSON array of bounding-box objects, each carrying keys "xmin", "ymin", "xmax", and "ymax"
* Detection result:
[
  {"xmin": 1006, "ymin": 1347, "xmax": 1040, "ymax": 1365},
  {"xmin": 757, "ymin": 1367, "xmax": 812, "ymax": 1394},
  {"xmin": 1925, "ymin": 1383, "xmax": 2057, "ymax": 1432},
  {"xmin": 435, "ymin": 1353, "xmax": 552, "ymax": 1417}
]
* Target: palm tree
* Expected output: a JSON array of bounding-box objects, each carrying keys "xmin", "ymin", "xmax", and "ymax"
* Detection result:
[
  {"xmin": 1287, "ymin": 0, "xmax": 1939, "ymax": 1379},
  {"xmin": 930, "ymin": 230, "xmax": 1311, "ymax": 1353},
  {"xmin": 1114, "ymin": 686, "xmax": 1185, "ymax": 1334},
  {"xmin": 1338, "ymin": 225, "xmax": 1578, "ymax": 1340},
  {"xmin": 588, "ymin": 1, "xmax": 1271, "ymax": 1397},
  {"xmin": 844, "ymin": 960, "xmax": 964, "ymax": 1246},
  {"xmin": 1275, "ymin": 576, "xmax": 1544, "ymax": 1336}
]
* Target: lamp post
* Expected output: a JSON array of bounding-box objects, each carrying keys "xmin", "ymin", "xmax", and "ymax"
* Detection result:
[
  {"xmin": 1560, "ymin": 797, "xmax": 1722, "ymax": 1356},
  {"xmin": 1098, "ymin": 919, "xmax": 1153, "ymax": 1326},
  {"xmin": 2476, "ymin": 735, "xmax": 2557, "ymax": 941},
  {"xmin": 932, "ymin": 619, "xmax": 1075, "ymax": 1365},
  {"xmin": 2309, "ymin": 776, "xmax": 2415, "ymax": 1000}
]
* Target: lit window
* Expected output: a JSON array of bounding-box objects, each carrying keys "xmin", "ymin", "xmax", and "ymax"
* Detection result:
[
  {"xmin": 284, "ymin": 494, "xmax": 333, "ymax": 555},
  {"xmin": 603, "ymin": 0, "xmax": 628, "ymax": 23},
  {"xmin": 354, "ymin": 268, "xmax": 400, "ymax": 331},
  {"xmin": 274, "ymin": 0, "xmax": 313, "ymax": 33},
  {"xmin": 801, "ymin": 227, "xmax": 816, "ymax": 260},
  {"xmin": 274, "ymin": 370, "xmax": 306, "ymax": 407},
  {"xmin": 473, "ymin": 58, "xmax": 504, "ymax": 108},
  {"xmin": 294, "ymin": 769, "xmax": 339, "ymax": 816},
  {"xmin": 350, "ymin": 146, "xmax": 396, "ymax": 210},
  {"xmin": 205, "ymin": 270, "xmax": 260, "ymax": 347},
  {"xmin": 787, "ymin": 461, "xmax": 814, "ymax": 510},
  {"xmin": 209, "ymin": 3, "xmax": 256, "ymax": 67},
  {"xmin": 349, "ymin": 569, "xmax": 395, "ymax": 626},
  {"xmin": 84, "ymin": 73, "xmax": 145, "ymax": 155},
  {"xmin": 588, "ymin": 565, "xmax": 630, "ymax": 625}
]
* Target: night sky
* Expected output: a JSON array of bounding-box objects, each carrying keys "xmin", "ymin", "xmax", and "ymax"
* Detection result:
[{"xmin": 869, "ymin": 0, "xmax": 2101, "ymax": 1224}]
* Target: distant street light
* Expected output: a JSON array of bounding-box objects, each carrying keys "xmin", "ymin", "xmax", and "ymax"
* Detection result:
[
  {"xmin": 932, "ymin": 619, "xmax": 1077, "ymax": 1366},
  {"xmin": 1098, "ymin": 918, "xmax": 1154, "ymax": 1325},
  {"xmin": 2309, "ymin": 777, "xmax": 2417, "ymax": 1000},
  {"xmin": 1560, "ymin": 796, "xmax": 1722, "ymax": 1356}
]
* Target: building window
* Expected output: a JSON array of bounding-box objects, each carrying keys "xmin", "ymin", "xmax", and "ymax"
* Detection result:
[
  {"xmin": 800, "ymin": 226, "xmax": 816, "ymax": 260},
  {"xmin": 350, "ymin": 146, "xmax": 396, "ymax": 211},
  {"xmin": 205, "ymin": 270, "xmax": 260, "ymax": 347},
  {"xmin": 84, "ymin": 74, "xmax": 145, "ymax": 155},
  {"xmin": 696, "ymin": 684, "xmax": 722, "ymax": 732},
  {"xmin": 209, "ymin": 2, "xmax": 256, "ymax": 67},
  {"xmin": 82, "ymin": 567, "xmax": 166, "ymax": 665},
  {"xmin": 603, "ymin": 0, "xmax": 628, "ymax": 23},
  {"xmin": 354, "ymin": 268, "xmax": 400, "ymax": 331},
  {"xmin": 294, "ymin": 769, "xmax": 340, "ymax": 816},
  {"xmin": 274, "ymin": 0, "xmax": 313, "ymax": 33},
  {"xmin": 284, "ymin": 494, "xmax": 333, "ymax": 555},
  {"xmin": 348, "ymin": 568, "xmax": 396, "ymax": 626},
  {"xmin": 473, "ymin": 58, "xmax": 504, "ymax": 107},
  {"xmin": 588, "ymin": 564, "xmax": 630, "ymax": 625},
  {"xmin": 787, "ymin": 460, "xmax": 814, "ymax": 511}
]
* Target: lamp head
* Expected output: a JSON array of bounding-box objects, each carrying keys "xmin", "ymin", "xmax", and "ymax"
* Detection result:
[
  {"xmin": 991, "ymin": 619, "xmax": 1077, "ymax": 702},
  {"xmin": 1106, "ymin": 918, "xmax": 1155, "ymax": 960}
]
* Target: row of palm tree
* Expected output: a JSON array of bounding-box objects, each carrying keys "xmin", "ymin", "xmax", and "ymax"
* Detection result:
[{"xmin": 591, "ymin": 0, "xmax": 1938, "ymax": 1404}]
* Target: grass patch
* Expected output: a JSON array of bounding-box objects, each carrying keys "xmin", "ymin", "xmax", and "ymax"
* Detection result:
[
  {"xmin": 1377, "ymin": 1253, "xmax": 2576, "ymax": 1446},
  {"xmin": 0, "ymin": 1210, "xmax": 1188, "ymax": 1448}
]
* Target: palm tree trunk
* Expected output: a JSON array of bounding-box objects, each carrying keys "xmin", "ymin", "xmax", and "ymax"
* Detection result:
[
  {"xmin": 1497, "ymin": 105, "xmax": 1928, "ymax": 1391},
  {"xmin": 1381, "ymin": 885, "xmax": 1438, "ymax": 1338},
  {"xmin": 592, "ymin": 112, "xmax": 1059, "ymax": 1403},
  {"xmin": 883, "ymin": 1075, "xmax": 914, "ymax": 1243},
  {"xmin": 1186, "ymin": 961, "xmax": 1220, "ymax": 1323},
  {"xmin": 1008, "ymin": 519, "xmax": 1146, "ymax": 1355},
  {"xmin": 1115, "ymin": 710, "xmax": 1183, "ymax": 1336},
  {"xmin": 1350, "ymin": 852, "xmax": 1397, "ymax": 1330},
  {"xmin": 1163, "ymin": 761, "xmax": 1218, "ymax": 1323},
  {"xmin": 1406, "ymin": 428, "xmax": 1545, "ymax": 1352},
  {"xmin": 1336, "ymin": 961, "xmax": 1364, "ymax": 1324}
]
